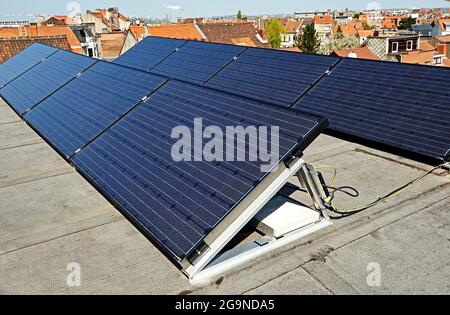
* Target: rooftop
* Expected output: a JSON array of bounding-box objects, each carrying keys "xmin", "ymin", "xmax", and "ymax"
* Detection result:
[
  {"xmin": 197, "ymin": 22, "xmax": 270, "ymax": 48},
  {"xmin": 1, "ymin": 97, "xmax": 449, "ymax": 294},
  {"xmin": 332, "ymin": 47, "xmax": 380, "ymax": 61},
  {"xmin": 147, "ymin": 24, "xmax": 204, "ymax": 41},
  {"xmin": 0, "ymin": 36, "xmax": 70, "ymax": 63}
]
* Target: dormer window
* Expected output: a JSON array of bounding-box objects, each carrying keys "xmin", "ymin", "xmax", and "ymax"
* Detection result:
[
  {"xmin": 392, "ymin": 42, "xmax": 399, "ymax": 53},
  {"xmin": 407, "ymin": 40, "xmax": 413, "ymax": 51}
]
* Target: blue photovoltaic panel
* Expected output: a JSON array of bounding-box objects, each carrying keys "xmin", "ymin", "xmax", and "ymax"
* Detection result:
[
  {"xmin": 0, "ymin": 50, "xmax": 97, "ymax": 115},
  {"xmin": 151, "ymin": 41, "xmax": 246, "ymax": 85},
  {"xmin": 206, "ymin": 48, "xmax": 339, "ymax": 107},
  {"xmin": 293, "ymin": 58, "xmax": 450, "ymax": 161},
  {"xmin": 0, "ymin": 44, "xmax": 58, "ymax": 87},
  {"xmin": 72, "ymin": 80, "xmax": 327, "ymax": 261},
  {"xmin": 113, "ymin": 36, "xmax": 186, "ymax": 71},
  {"xmin": 24, "ymin": 62, "xmax": 167, "ymax": 157}
]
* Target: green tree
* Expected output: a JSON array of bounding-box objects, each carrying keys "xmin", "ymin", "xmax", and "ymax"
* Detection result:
[
  {"xmin": 266, "ymin": 19, "xmax": 286, "ymax": 49},
  {"xmin": 296, "ymin": 24, "xmax": 321, "ymax": 54},
  {"xmin": 318, "ymin": 35, "xmax": 360, "ymax": 55},
  {"xmin": 398, "ymin": 17, "xmax": 417, "ymax": 30},
  {"xmin": 336, "ymin": 25, "xmax": 343, "ymax": 39},
  {"xmin": 362, "ymin": 21, "xmax": 376, "ymax": 30},
  {"xmin": 237, "ymin": 10, "xmax": 243, "ymax": 20}
]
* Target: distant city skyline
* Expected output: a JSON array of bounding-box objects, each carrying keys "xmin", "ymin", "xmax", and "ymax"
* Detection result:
[{"xmin": 0, "ymin": 0, "xmax": 448, "ymax": 19}]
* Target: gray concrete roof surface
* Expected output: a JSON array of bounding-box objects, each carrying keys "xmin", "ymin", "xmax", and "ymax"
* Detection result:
[{"xmin": 0, "ymin": 97, "xmax": 449, "ymax": 295}]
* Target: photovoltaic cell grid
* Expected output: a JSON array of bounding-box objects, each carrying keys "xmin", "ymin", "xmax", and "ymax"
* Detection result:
[
  {"xmin": 113, "ymin": 37, "xmax": 186, "ymax": 71},
  {"xmin": 151, "ymin": 41, "xmax": 246, "ymax": 85},
  {"xmin": 206, "ymin": 48, "xmax": 340, "ymax": 107},
  {"xmin": 24, "ymin": 61, "xmax": 167, "ymax": 158},
  {"xmin": 72, "ymin": 81, "xmax": 327, "ymax": 261},
  {"xmin": 293, "ymin": 58, "xmax": 450, "ymax": 161},
  {"xmin": 0, "ymin": 44, "xmax": 57, "ymax": 87},
  {"xmin": 0, "ymin": 50, "xmax": 97, "ymax": 115}
]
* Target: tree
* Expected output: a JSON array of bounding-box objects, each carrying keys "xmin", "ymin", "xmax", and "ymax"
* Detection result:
[
  {"xmin": 353, "ymin": 13, "xmax": 360, "ymax": 20},
  {"xmin": 296, "ymin": 24, "xmax": 321, "ymax": 54},
  {"xmin": 266, "ymin": 19, "xmax": 286, "ymax": 49},
  {"xmin": 362, "ymin": 20, "xmax": 376, "ymax": 30},
  {"xmin": 398, "ymin": 17, "xmax": 417, "ymax": 30},
  {"xmin": 336, "ymin": 25, "xmax": 343, "ymax": 39},
  {"xmin": 318, "ymin": 35, "xmax": 360, "ymax": 55},
  {"xmin": 237, "ymin": 10, "xmax": 243, "ymax": 20}
]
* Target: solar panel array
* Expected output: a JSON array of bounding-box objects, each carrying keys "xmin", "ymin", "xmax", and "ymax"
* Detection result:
[
  {"xmin": 1, "ymin": 50, "xmax": 97, "ymax": 115},
  {"xmin": 72, "ymin": 81, "xmax": 327, "ymax": 260},
  {"xmin": 293, "ymin": 58, "xmax": 450, "ymax": 161},
  {"xmin": 0, "ymin": 43, "xmax": 57, "ymax": 87},
  {"xmin": 1, "ymin": 43, "xmax": 327, "ymax": 264},
  {"xmin": 151, "ymin": 41, "xmax": 246, "ymax": 85},
  {"xmin": 116, "ymin": 36, "xmax": 450, "ymax": 161},
  {"xmin": 206, "ymin": 48, "xmax": 339, "ymax": 107},
  {"xmin": 114, "ymin": 37, "xmax": 186, "ymax": 71}
]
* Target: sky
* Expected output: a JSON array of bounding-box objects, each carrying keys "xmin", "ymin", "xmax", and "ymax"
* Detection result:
[{"xmin": 0, "ymin": 0, "xmax": 448, "ymax": 18}]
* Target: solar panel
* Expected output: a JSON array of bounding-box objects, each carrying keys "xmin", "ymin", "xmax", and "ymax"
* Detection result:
[
  {"xmin": 206, "ymin": 48, "xmax": 339, "ymax": 107},
  {"xmin": 293, "ymin": 58, "xmax": 450, "ymax": 161},
  {"xmin": 71, "ymin": 80, "xmax": 327, "ymax": 262},
  {"xmin": 24, "ymin": 62, "xmax": 167, "ymax": 158},
  {"xmin": 113, "ymin": 37, "xmax": 187, "ymax": 71},
  {"xmin": 0, "ymin": 44, "xmax": 58, "ymax": 87},
  {"xmin": 151, "ymin": 41, "xmax": 246, "ymax": 85},
  {"xmin": 0, "ymin": 50, "xmax": 97, "ymax": 115}
]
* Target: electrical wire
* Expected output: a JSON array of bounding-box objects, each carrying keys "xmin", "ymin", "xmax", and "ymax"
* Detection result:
[{"xmin": 315, "ymin": 163, "xmax": 447, "ymax": 215}]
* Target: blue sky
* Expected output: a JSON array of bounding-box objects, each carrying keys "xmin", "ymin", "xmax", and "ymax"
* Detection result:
[{"xmin": 0, "ymin": 0, "xmax": 448, "ymax": 18}]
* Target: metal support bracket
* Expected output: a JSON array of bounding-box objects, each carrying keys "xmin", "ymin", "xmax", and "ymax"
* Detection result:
[{"xmin": 183, "ymin": 158, "xmax": 333, "ymax": 285}]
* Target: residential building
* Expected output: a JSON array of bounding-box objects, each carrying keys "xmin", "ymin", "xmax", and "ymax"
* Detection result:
[
  {"xmin": 0, "ymin": 36, "xmax": 70, "ymax": 63},
  {"xmin": 83, "ymin": 8, "xmax": 130, "ymax": 34},
  {"xmin": 197, "ymin": 22, "xmax": 269, "ymax": 48},
  {"xmin": 432, "ymin": 19, "xmax": 450, "ymax": 36},
  {"xmin": 71, "ymin": 25, "xmax": 99, "ymax": 57},
  {"xmin": 331, "ymin": 46, "xmax": 380, "ymax": 60},
  {"xmin": 294, "ymin": 11, "xmax": 329, "ymax": 19},
  {"xmin": 401, "ymin": 41, "xmax": 445, "ymax": 66},
  {"xmin": 313, "ymin": 15, "xmax": 334, "ymax": 42},
  {"xmin": 98, "ymin": 31, "xmax": 137, "ymax": 61},
  {"xmin": 281, "ymin": 19, "xmax": 302, "ymax": 48},
  {"xmin": 365, "ymin": 34, "xmax": 420, "ymax": 61},
  {"xmin": 431, "ymin": 35, "xmax": 450, "ymax": 58}
]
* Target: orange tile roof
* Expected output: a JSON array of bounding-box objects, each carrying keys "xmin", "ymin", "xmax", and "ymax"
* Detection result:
[
  {"xmin": 419, "ymin": 41, "xmax": 436, "ymax": 52},
  {"xmin": 338, "ymin": 21, "xmax": 364, "ymax": 36},
  {"xmin": 279, "ymin": 47, "xmax": 302, "ymax": 52},
  {"xmin": 381, "ymin": 19, "xmax": 396, "ymax": 29},
  {"xmin": 438, "ymin": 19, "xmax": 450, "ymax": 31},
  {"xmin": 197, "ymin": 22, "xmax": 269, "ymax": 48},
  {"xmin": 442, "ymin": 58, "xmax": 450, "ymax": 67},
  {"xmin": 0, "ymin": 26, "xmax": 82, "ymax": 54},
  {"xmin": 333, "ymin": 47, "xmax": 380, "ymax": 60},
  {"xmin": 435, "ymin": 35, "xmax": 450, "ymax": 43},
  {"xmin": 130, "ymin": 25, "xmax": 147, "ymax": 40},
  {"xmin": 0, "ymin": 36, "xmax": 71, "ymax": 64},
  {"xmin": 230, "ymin": 37, "xmax": 257, "ymax": 47},
  {"xmin": 283, "ymin": 20, "xmax": 301, "ymax": 32},
  {"xmin": 147, "ymin": 24, "xmax": 203, "ymax": 40},
  {"xmin": 401, "ymin": 50, "xmax": 435, "ymax": 64},
  {"xmin": 99, "ymin": 32, "xmax": 127, "ymax": 57},
  {"xmin": 24, "ymin": 26, "xmax": 82, "ymax": 53},
  {"xmin": 313, "ymin": 15, "xmax": 333, "ymax": 25},
  {"xmin": 358, "ymin": 30, "xmax": 374, "ymax": 37}
]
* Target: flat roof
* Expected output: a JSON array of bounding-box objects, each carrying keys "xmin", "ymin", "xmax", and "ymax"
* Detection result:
[{"xmin": 1, "ymin": 97, "xmax": 449, "ymax": 294}]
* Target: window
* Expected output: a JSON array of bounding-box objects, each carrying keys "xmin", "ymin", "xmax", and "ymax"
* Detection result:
[
  {"xmin": 87, "ymin": 48, "xmax": 94, "ymax": 57},
  {"xmin": 407, "ymin": 40, "xmax": 413, "ymax": 51},
  {"xmin": 392, "ymin": 42, "xmax": 399, "ymax": 53}
]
